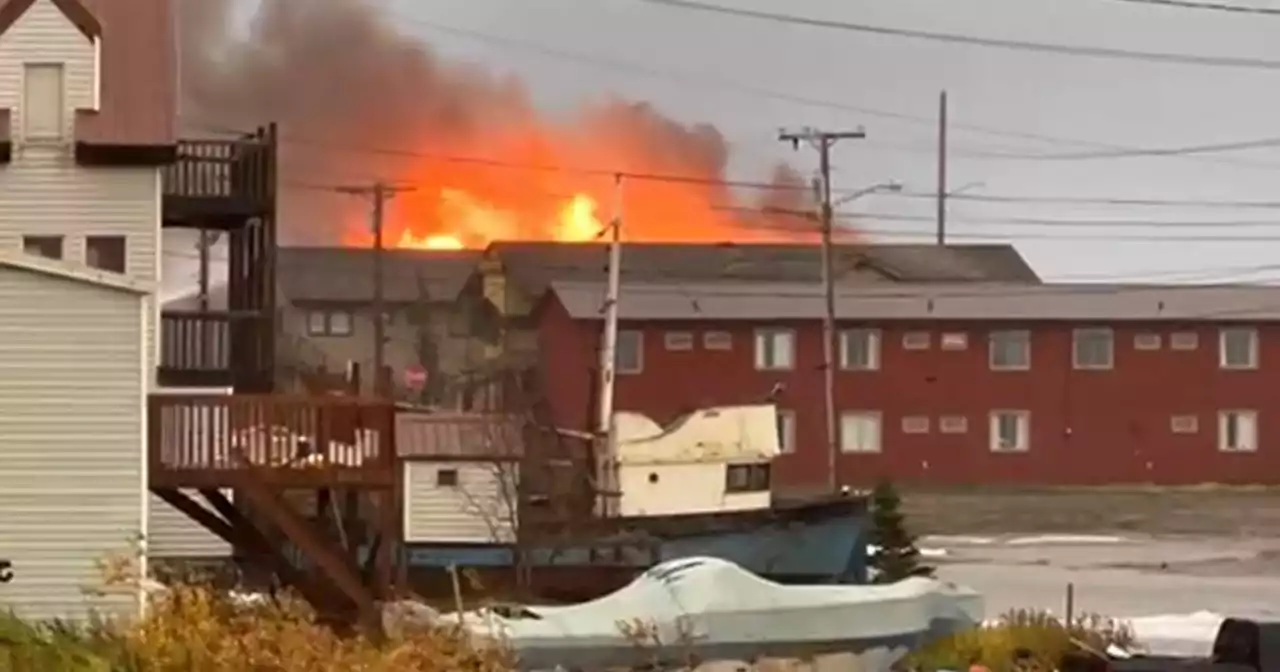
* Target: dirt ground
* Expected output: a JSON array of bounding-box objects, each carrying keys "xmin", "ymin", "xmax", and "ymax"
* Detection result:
[{"xmin": 900, "ymin": 486, "xmax": 1280, "ymax": 536}]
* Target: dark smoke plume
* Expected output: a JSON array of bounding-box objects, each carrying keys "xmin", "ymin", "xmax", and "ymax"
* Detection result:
[{"xmin": 177, "ymin": 0, "xmax": 811, "ymax": 244}]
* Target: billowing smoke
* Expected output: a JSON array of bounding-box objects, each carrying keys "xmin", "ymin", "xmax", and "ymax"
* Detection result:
[{"xmin": 177, "ymin": 0, "xmax": 816, "ymax": 246}]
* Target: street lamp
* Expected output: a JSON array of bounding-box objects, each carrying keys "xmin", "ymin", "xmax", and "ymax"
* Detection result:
[{"xmin": 831, "ymin": 180, "xmax": 903, "ymax": 208}]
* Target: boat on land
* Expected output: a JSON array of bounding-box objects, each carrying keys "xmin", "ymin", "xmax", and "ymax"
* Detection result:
[
  {"xmin": 440, "ymin": 556, "xmax": 983, "ymax": 671},
  {"xmin": 404, "ymin": 494, "xmax": 870, "ymax": 600}
]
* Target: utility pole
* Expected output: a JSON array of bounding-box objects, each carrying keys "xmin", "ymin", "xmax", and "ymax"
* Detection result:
[
  {"xmin": 778, "ymin": 126, "xmax": 865, "ymax": 496},
  {"xmin": 596, "ymin": 173, "xmax": 624, "ymax": 517},
  {"xmin": 936, "ymin": 90, "xmax": 948, "ymax": 246},
  {"xmin": 335, "ymin": 182, "xmax": 415, "ymax": 397}
]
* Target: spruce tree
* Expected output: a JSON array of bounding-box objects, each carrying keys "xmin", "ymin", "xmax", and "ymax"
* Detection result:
[{"xmin": 868, "ymin": 479, "xmax": 935, "ymax": 583}]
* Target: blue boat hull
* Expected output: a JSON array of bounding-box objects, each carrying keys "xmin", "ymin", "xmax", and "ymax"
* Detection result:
[{"xmin": 405, "ymin": 497, "xmax": 868, "ymax": 597}]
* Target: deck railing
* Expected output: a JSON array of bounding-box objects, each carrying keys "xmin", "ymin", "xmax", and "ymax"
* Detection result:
[
  {"xmin": 161, "ymin": 136, "xmax": 273, "ymax": 203},
  {"xmin": 160, "ymin": 311, "xmax": 231, "ymax": 373},
  {"xmin": 149, "ymin": 395, "xmax": 396, "ymax": 476}
]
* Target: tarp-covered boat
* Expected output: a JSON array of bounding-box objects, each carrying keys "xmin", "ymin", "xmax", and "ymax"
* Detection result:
[{"xmin": 443, "ymin": 556, "xmax": 983, "ymax": 671}]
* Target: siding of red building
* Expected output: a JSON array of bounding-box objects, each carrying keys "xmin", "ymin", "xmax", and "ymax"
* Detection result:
[{"xmin": 537, "ymin": 297, "xmax": 1280, "ymax": 488}]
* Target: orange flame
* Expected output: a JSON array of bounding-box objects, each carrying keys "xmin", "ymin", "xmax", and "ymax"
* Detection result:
[{"xmin": 339, "ymin": 114, "xmax": 812, "ymax": 250}]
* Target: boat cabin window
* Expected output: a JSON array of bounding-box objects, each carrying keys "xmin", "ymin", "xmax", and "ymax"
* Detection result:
[{"xmin": 725, "ymin": 463, "xmax": 770, "ymax": 493}]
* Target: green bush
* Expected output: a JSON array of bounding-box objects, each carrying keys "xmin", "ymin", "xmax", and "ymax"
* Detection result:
[{"xmin": 908, "ymin": 609, "xmax": 1136, "ymax": 672}]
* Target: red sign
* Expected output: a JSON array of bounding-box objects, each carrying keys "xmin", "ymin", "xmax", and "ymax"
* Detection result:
[{"xmin": 404, "ymin": 365, "xmax": 428, "ymax": 391}]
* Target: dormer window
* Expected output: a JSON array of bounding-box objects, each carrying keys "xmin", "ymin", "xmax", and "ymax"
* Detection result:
[{"xmin": 22, "ymin": 63, "xmax": 65, "ymax": 142}]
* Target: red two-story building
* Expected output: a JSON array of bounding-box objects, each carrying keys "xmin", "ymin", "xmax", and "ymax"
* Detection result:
[{"xmin": 536, "ymin": 281, "xmax": 1280, "ymax": 489}]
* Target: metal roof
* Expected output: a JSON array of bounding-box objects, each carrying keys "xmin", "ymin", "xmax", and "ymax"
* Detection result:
[
  {"xmin": 549, "ymin": 281, "xmax": 1280, "ymax": 322},
  {"xmin": 277, "ymin": 247, "xmax": 482, "ymax": 304}
]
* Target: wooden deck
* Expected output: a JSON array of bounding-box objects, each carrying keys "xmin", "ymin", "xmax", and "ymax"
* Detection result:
[
  {"xmin": 148, "ymin": 394, "xmax": 397, "ymax": 489},
  {"xmin": 161, "ymin": 127, "xmax": 276, "ymax": 229}
]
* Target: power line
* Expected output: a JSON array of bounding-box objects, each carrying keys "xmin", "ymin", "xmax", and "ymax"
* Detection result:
[
  {"xmin": 631, "ymin": 0, "xmax": 1280, "ymax": 70},
  {"xmin": 1096, "ymin": 0, "xmax": 1280, "ymax": 15},
  {"xmin": 894, "ymin": 191, "xmax": 1280, "ymax": 209},
  {"xmin": 380, "ymin": 12, "xmax": 1280, "ymax": 171}
]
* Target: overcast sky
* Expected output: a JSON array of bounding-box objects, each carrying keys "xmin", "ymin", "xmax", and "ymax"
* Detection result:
[{"xmin": 196, "ymin": 0, "xmax": 1280, "ymax": 289}]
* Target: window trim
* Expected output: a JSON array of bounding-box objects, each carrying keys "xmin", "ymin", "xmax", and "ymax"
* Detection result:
[
  {"xmin": 1133, "ymin": 333, "xmax": 1162, "ymax": 351},
  {"xmin": 988, "ymin": 329, "xmax": 1031, "ymax": 371},
  {"xmin": 85, "ymin": 234, "xmax": 127, "ymax": 274},
  {"xmin": 306, "ymin": 309, "xmax": 355, "ymax": 337},
  {"xmin": 663, "ymin": 330, "xmax": 694, "ymax": 352},
  {"xmin": 939, "ymin": 415, "xmax": 969, "ymax": 434},
  {"xmin": 1072, "ymin": 327, "xmax": 1115, "ymax": 371},
  {"xmin": 753, "ymin": 327, "xmax": 796, "ymax": 371},
  {"xmin": 22, "ymin": 63, "xmax": 66, "ymax": 142},
  {"xmin": 22, "ymin": 234, "xmax": 64, "ymax": 260},
  {"xmin": 901, "ymin": 415, "xmax": 931, "ymax": 434},
  {"xmin": 1217, "ymin": 409, "xmax": 1258, "ymax": 453},
  {"xmin": 989, "ymin": 410, "xmax": 1031, "ymax": 453},
  {"xmin": 839, "ymin": 328, "xmax": 881, "ymax": 371},
  {"xmin": 1219, "ymin": 327, "xmax": 1259, "ymax": 371},
  {"xmin": 776, "ymin": 409, "xmax": 796, "ymax": 454},
  {"xmin": 702, "ymin": 330, "xmax": 733, "ymax": 351},
  {"xmin": 839, "ymin": 410, "xmax": 882, "ymax": 454},
  {"xmin": 1169, "ymin": 331, "xmax": 1200, "ymax": 351},
  {"xmin": 901, "ymin": 331, "xmax": 931, "ymax": 351},
  {"xmin": 615, "ymin": 329, "xmax": 644, "ymax": 374}
]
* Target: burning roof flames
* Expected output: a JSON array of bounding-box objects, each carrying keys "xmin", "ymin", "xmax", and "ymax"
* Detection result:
[{"xmin": 178, "ymin": 0, "xmax": 821, "ymax": 249}]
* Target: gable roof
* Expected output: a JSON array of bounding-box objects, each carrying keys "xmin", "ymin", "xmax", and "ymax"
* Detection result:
[
  {"xmin": 488, "ymin": 242, "xmax": 1040, "ymax": 297},
  {"xmin": 0, "ymin": 251, "xmax": 150, "ymax": 295},
  {"xmin": 277, "ymin": 247, "xmax": 483, "ymax": 304},
  {"xmin": 548, "ymin": 280, "xmax": 1280, "ymax": 322},
  {"xmin": 0, "ymin": 0, "xmax": 176, "ymax": 150}
]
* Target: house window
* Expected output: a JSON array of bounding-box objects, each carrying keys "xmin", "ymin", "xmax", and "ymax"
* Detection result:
[
  {"xmin": 940, "ymin": 332, "xmax": 969, "ymax": 351},
  {"xmin": 754, "ymin": 328, "xmax": 795, "ymax": 371},
  {"xmin": 725, "ymin": 463, "xmax": 770, "ymax": 493},
  {"xmin": 22, "ymin": 63, "xmax": 64, "ymax": 141},
  {"xmin": 989, "ymin": 410, "xmax": 1030, "ymax": 453},
  {"xmin": 85, "ymin": 235, "xmax": 126, "ymax": 273},
  {"xmin": 436, "ymin": 468, "xmax": 459, "ymax": 487},
  {"xmin": 616, "ymin": 330, "xmax": 643, "ymax": 374},
  {"xmin": 1170, "ymin": 331, "xmax": 1199, "ymax": 351},
  {"xmin": 663, "ymin": 331, "xmax": 693, "ymax": 351},
  {"xmin": 1170, "ymin": 415, "xmax": 1199, "ymax": 434},
  {"xmin": 902, "ymin": 331, "xmax": 931, "ymax": 350},
  {"xmin": 306, "ymin": 309, "xmax": 353, "ymax": 337},
  {"xmin": 703, "ymin": 331, "xmax": 732, "ymax": 351},
  {"xmin": 776, "ymin": 410, "xmax": 796, "ymax": 454},
  {"xmin": 939, "ymin": 415, "xmax": 969, "ymax": 434},
  {"xmin": 901, "ymin": 416, "xmax": 930, "ymax": 434},
  {"xmin": 1133, "ymin": 333, "xmax": 1162, "ymax": 351},
  {"xmin": 1219, "ymin": 327, "xmax": 1258, "ymax": 370},
  {"xmin": 1218, "ymin": 410, "xmax": 1257, "ymax": 453},
  {"xmin": 22, "ymin": 235, "xmax": 62, "ymax": 260},
  {"xmin": 989, "ymin": 330, "xmax": 1030, "ymax": 370},
  {"xmin": 1073, "ymin": 328, "xmax": 1114, "ymax": 370},
  {"xmin": 839, "ymin": 412, "xmax": 881, "ymax": 453},
  {"xmin": 839, "ymin": 328, "xmax": 880, "ymax": 370}
]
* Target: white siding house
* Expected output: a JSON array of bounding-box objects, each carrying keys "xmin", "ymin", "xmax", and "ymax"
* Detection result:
[
  {"xmin": 0, "ymin": 0, "xmax": 162, "ymax": 619},
  {"xmin": 403, "ymin": 461, "xmax": 517, "ymax": 543},
  {"xmin": 614, "ymin": 405, "xmax": 780, "ymax": 517}
]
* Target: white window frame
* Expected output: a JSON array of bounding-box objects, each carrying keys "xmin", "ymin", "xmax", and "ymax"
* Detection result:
[
  {"xmin": 616, "ymin": 330, "xmax": 644, "ymax": 374},
  {"xmin": 989, "ymin": 330, "xmax": 1030, "ymax": 371},
  {"xmin": 22, "ymin": 63, "xmax": 65, "ymax": 142},
  {"xmin": 839, "ymin": 411, "xmax": 881, "ymax": 454},
  {"xmin": 902, "ymin": 331, "xmax": 931, "ymax": 350},
  {"xmin": 901, "ymin": 415, "xmax": 930, "ymax": 434},
  {"xmin": 1218, "ymin": 410, "xmax": 1258, "ymax": 453},
  {"xmin": 940, "ymin": 332, "xmax": 969, "ymax": 351},
  {"xmin": 776, "ymin": 410, "xmax": 796, "ymax": 454},
  {"xmin": 663, "ymin": 331, "xmax": 694, "ymax": 351},
  {"xmin": 939, "ymin": 415, "xmax": 969, "ymax": 434},
  {"xmin": 1170, "ymin": 414, "xmax": 1199, "ymax": 434},
  {"xmin": 754, "ymin": 328, "xmax": 795, "ymax": 371},
  {"xmin": 1219, "ymin": 327, "xmax": 1259, "ymax": 370},
  {"xmin": 1133, "ymin": 333, "xmax": 1162, "ymax": 351},
  {"xmin": 989, "ymin": 410, "xmax": 1030, "ymax": 453},
  {"xmin": 1169, "ymin": 331, "xmax": 1200, "ymax": 351},
  {"xmin": 1072, "ymin": 327, "xmax": 1115, "ymax": 370},
  {"xmin": 839, "ymin": 328, "xmax": 880, "ymax": 371},
  {"xmin": 306, "ymin": 309, "xmax": 353, "ymax": 337},
  {"xmin": 702, "ymin": 330, "xmax": 733, "ymax": 351}
]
